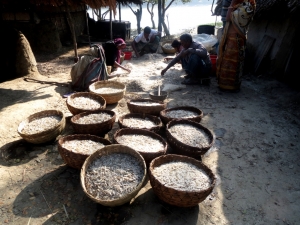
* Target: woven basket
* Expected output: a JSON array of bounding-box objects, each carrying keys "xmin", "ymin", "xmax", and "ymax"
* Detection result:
[
  {"xmin": 161, "ymin": 41, "xmax": 177, "ymax": 54},
  {"xmin": 80, "ymin": 144, "xmax": 147, "ymax": 206},
  {"xmin": 89, "ymin": 80, "xmax": 126, "ymax": 104},
  {"xmin": 66, "ymin": 92, "xmax": 106, "ymax": 115},
  {"xmin": 70, "ymin": 110, "xmax": 116, "ymax": 136},
  {"xmin": 149, "ymin": 154, "xmax": 216, "ymax": 207},
  {"xmin": 127, "ymin": 99, "xmax": 167, "ymax": 116},
  {"xmin": 58, "ymin": 134, "xmax": 111, "ymax": 169},
  {"xmin": 118, "ymin": 113, "xmax": 163, "ymax": 133},
  {"xmin": 113, "ymin": 128, "xmax": 167, "ymax": 166},
  {"xmin": 160, "ymin": 106, "xmax": 204, "ymax": 125},
  {"xmin": 166, "ymin": 119, "xmax": 214, "ymax": 159},
  {"xmin": 17, "ymin": 110, "xmax": 65, "ymax": 144}
]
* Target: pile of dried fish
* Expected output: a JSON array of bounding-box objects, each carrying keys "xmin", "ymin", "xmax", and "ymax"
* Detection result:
[
  {"xmin": 116, "ymin": 134, "xmax": 164, "ymax": 152},
  {"xmin": 122, "ymin": 117, "xmax": 156, "ymax": 129},
  {"xmin": 93, "ymin": 87, "xmax": 123, "ymax": 94},
  {"xmin": 152, "ymin": 161, "xmax": 211, "ymax": 191},
  {"xmin": 130, "ymin": 101, "xmax": 161, "ymax": 106},
  {"xmin": 163, "ymin": 43, "xmax": 174, "ymax": 49},
  {"xmin": 70, "ymin": 97, "xmax": 102, "ymax": 110},
  {"xmin": 85, "ymin": 153, "xmax": 144, "ymax": 200},
  {"xmin": 62, "ymin": 139, "xmax": 105, "ymax": 155},
  {"xmin": 165, "ymin": 110, "xmax": 198, "ymax": 119},
  {"xmin": 169, "ymin": 124, "xmax": 210, "ymax": 147},
  {"xmin": 75, "ymin": 113, "xmax": 112, "ymax": 124},
  {"xmin": 22, "ymin": 116, "xmax": 61, "ymax": 135}
]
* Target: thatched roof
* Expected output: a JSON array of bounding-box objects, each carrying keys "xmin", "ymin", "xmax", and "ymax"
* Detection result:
[
  {"xmin": 0, "ymin": 0, "xmax": 142, "ymax": 12},
  {"xmin": 212, "ymin": 0, "xmax": 300, "ymax": 19}
]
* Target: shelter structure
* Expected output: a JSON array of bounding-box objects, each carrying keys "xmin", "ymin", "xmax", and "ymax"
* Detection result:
[
  {"xmin": 212, "ymin": 0, "xmax": 300, "ymax": 88},
  {"xmin": 0, "ymin": 0, "xmax": 141, "ymax": 81}
]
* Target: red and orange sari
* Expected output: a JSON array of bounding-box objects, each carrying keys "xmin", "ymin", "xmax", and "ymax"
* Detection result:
[{"xmin": 216, "ymin": 0, "xmax": 256, "ymax": 91}]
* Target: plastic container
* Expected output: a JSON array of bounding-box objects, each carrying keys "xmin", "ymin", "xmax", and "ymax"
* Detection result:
[
  {"xmin": 210, "ymin": 55, "xmax": 217, "ymax": 75},
  {"xmin": 123, "ymin": 51, "xmax": 132, "ymax": 60}
]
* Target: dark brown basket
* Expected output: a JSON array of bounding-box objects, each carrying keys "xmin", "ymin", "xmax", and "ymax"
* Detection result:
[
  {"xmin": 89, "ymin": 80, "xmax": 126, "ymax": 104},
  {"xmin": 118, "ymin": 113, "xmax": 163, "ymax": 133},
  {"xmin": 149, "ymin": 154, "xmax": 216, "ymax": 207},
  {"xmin": 160, "ymin": 106, "xmax": 203, "ymax": 125},
  {"xmin": 70, "ymin": 110, "xmax": 116, "ymax": 136},
  {"xmin": 66, "ymin": 92, "xmax": 106, "ymax": 115},
  {"xmin": 166, "ymin": 119, "xmax": 214, "ymax": 159},
  {"xmin": 58, "ymin": 134, "xmax": 111, "ymax": 169},
  {"xmin": 161, "ymin": 41, "xmax": 177, "ymax": 54},
  {"xmin": 127, "ymin": 99, "xmax": 167, "ymax": 116},
  {"xmin": 17, "ymin": 110, "xmax": 65, "ymax": 144},
  {"xmin": 80, "ymin": 144, "xmax": 147, "ymax": 206},
  {"xmin": 113, "ymin": 128, "xmax": 167, "ymax": 166}
]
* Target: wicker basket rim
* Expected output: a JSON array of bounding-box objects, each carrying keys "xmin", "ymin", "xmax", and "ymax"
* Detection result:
[
  {"xmin": 119, "ymin": 113, "xmax": 162, "ymax": 123},
  {"xmin": 70, "ymin": 109, "xmax": 116, "ymax": 124},
  {"xmin": 80, "ymin": 144, "xmax": 147, "ymax": 205},
  {"xmin": 89, "ymin": 80, "xmax": 126, "ymax": 91},
  {"xmin": 149, "ymin": 154, "xmax": 216, "ymax": 192},
  {"xmin": 18, "ymin": 110, "xmax": 65, "ymax": 136},
  {"xmin": 166, "ymin": 119, "xmax": 214, "ymax": 150},
  {"xmin": 67, "ymin": 92, "xmax": 106, "ymax": 102},
  {"xmin": 127, "ymin": 98, "xmax": 165, "ymax": 105},
  {"xmin": 161, "ymin": 106, "xmax": 203, "ymax": 117},
  {"xmin": 114, "ymin": 128, "xmax": 167, "ymax": 149},
  {"xmin": 58, "ymin": 134, "xmax": 111, "ymax": 156}
]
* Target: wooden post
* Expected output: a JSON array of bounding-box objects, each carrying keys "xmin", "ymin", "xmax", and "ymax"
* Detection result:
[
  {"xmin": 119, "ymin": 3, "xmax": 121, "ymax": 22},
  {"xmin": 66, "ymin": 7, "xmax": 79, "ymax": 63},
  {"xmin": 110, "ymin": 9, "xmax": 113, "ymax": 40},
  {"xmin": 85, "ymin": 9, "xmax": 91, "ymax": 47}
]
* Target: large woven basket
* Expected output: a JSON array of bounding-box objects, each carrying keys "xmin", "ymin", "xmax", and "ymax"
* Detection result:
[
  {"xmin": 17, "ymin": 110, "xmax": 65, "ymax": 144},
  {"xmin": 89, "ymin": 80, "xmax": 126, "ymax": 104},
  {"xmin": 161, "ymin": 41, "xmax": 177, "ymax": 54},
  {"xmin": 160, "ymin": 106, "xmax": 204, "ymax": 125},
  {"xmin": 127, "ymin": 99, "xmax": 167, "ymax": 116},
  {"xmin": 166, "ymin": 119, "xmax": 214, "ymax": 159},
  {"xmin": 118, "ymin": 113, "xmax": 163, "ymax": 133},
  {"xmin": 66, "ymin": 92, "xmax": 106, "ymax": 115},
  {"xmin": 80, "ymin": 144, "xmax": 147, "ymax": 206},
  {"xmin": 113, "ymin": 128, "xmax": 167, "ymax": 166},
  {"xmin": 58, "ymin": 134, "xmax": 111, "ymax": 169},
  {"xmin": 70, "ymin": 110, "xmax": 116, "ymax": 136},
  {"xmin": 149, "ymin": 154, "xmax": 216, "ymax": 207}
]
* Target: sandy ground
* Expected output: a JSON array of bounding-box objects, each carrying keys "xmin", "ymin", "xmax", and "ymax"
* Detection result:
[{"xmin": 0, "ymin": 43, "xmax": 300, "ymax": 225}]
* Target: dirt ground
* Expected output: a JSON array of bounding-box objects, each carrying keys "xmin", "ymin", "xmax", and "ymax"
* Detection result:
[{"xmin": 0, "ymin": 42, "xmax": 300, "ymax": 225}]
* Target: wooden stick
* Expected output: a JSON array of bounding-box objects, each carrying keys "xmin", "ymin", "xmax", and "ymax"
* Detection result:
[{"xmin": 158, "ymin": 85, "xmax": 161, "ymax": 96}]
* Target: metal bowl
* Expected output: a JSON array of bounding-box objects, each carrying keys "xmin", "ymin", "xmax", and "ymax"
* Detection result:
[{"xmin": 149, "ymin": 91, "xmax": 168, "ymax": 101}]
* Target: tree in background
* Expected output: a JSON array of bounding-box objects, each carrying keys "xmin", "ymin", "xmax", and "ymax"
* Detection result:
[
  {"xmin": 158, "ymin": 0, "xmax": 191, "ymax": 36},
  {"xmin": 128, "ymin": 3, "xmax": 144, "ymax": 34},
  {"xmin": 146, "ymin": 0, "xmax": 157, "ymax": 29}
]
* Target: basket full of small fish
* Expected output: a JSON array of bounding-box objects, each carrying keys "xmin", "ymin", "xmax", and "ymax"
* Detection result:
[
  {"xmin": 160, "ymin": 106, "xmax": 204, "ymax": 125},
  {"xmin": 17, "ymin": 110, "xmax": 66, "ymax": 144},
  {"xmin": 166, "ymin": 119, "xmax": 214, "ymax": 159},
  {"xmin": 58, "ymin": 134, "xmax": 111, "ymax": 169},
  {"xmin": 66, "ymin": 92, "xmax": 106, "ymax": 115},
  {"xmin": 89, "ymin": 80, "xmax": 126, "ymax": 104},
  {"xmin": 80, "ymin": 144, "xmax": 147, "ymax": 207},
  {"xmin": 70, "ymin": 109, "xmax": 116, "ymax": 136},
  {"xmin": 127, "ymin": 99, "xmax": 167, "ymax": 116},
  {"xmin": 113, "ymin": 128, "xmax": 167, "ymax": 166},
  {"xmin": 118, "ymin": 113, "xmax": 163, "ymax": 133},
  {"xmin": 148, "ymin": 154, "xmax": 216, "ymax": 207},
  {"xmin": 161, "ymin": 41, "xmax": 177, "ymax": 54}
]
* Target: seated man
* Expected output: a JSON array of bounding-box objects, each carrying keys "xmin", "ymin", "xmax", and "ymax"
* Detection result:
[
  {"xmin": 131, "ymin": 26, "xmax": 161, "ymax": 57},
  {"xmin": 161, "ymin": 33, "xmax": 212, "ymax": 85}
]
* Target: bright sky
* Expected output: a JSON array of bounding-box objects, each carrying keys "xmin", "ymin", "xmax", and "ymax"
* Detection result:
[{"xmin": 88, "ymin": 0, "xmax": 221, "ymax": 35}]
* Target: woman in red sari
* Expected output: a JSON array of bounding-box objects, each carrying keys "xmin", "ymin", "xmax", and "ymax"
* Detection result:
[{"xmin": 216, "ymin": 0, "xmax": 256, "ymax": 91}]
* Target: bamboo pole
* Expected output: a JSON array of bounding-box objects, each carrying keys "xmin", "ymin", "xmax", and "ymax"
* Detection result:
[{"xmin": 66, "ymin": 7, "xmax": 79, "ymax": 63}]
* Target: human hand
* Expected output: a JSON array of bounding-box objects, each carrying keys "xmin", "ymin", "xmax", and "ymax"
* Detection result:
[{"xmin": 161, "ymin": 68, "xmax": 167, "ymax": 76}]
